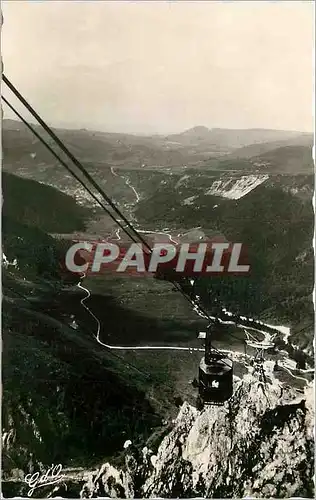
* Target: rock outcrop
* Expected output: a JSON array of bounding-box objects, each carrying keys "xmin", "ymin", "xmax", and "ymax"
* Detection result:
[{"xmin": 81, "ymin": 374, "xmax": 314, "ymax": 498}]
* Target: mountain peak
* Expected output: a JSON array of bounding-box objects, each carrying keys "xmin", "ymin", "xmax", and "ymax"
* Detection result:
[{"xmin": 181, "ymin": 125, "xmax": 212, "ymax": 137}]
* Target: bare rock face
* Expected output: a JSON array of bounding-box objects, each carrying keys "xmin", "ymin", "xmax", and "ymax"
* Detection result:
[{"xmin": 81, "ymin": 373, "xmax": 314, "ymax": 498}]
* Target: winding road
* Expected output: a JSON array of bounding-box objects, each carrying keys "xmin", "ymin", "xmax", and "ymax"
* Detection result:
[{"xmin": 74, "ymin": 167, "xmax": 313, "ymax": 386}]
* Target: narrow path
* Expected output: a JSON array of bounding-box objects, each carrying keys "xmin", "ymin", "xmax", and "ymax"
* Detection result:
[
  {"xmin": 110, "ymin": 167, "xmax": 178, "ymax": 244},
  {"xmin": 76, "ymin": 272, "xmax": 311, "ymax": 383},
  {"xmin": 111, "ymin": 166, "xmax": 140, "ymax": 203},
  {"xmin": 77, "ymin": 273, "xmax": 101, "ymax": 339},
  {"xmin": 76, "ymin": 170, "xmax": 313, "ymax": 384},
  {"xmin": 77, "ymin": 273, "xmax": 205, "ymax": 352}
]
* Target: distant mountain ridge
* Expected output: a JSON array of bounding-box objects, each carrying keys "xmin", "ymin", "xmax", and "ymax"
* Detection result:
[
  {"xmin": 3, "ymin": 118, "xmax": 309, "ymax": 136},
  {"xmin": 178, "ymin": 125, "xmax": 213, "ymax": 138},
  {"xmin": 202, "ymin": 142, "xmax": 314, "ymax": 175},
  {"xmin": 214, "ymin": 134, "xmax": 313, "ymax": 161},
  {"xmin": 166, "ymin": 126, "xmax": 310, "ymax": 151}
]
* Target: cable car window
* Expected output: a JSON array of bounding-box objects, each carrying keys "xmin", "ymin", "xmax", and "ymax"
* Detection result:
[{"xmin": 208, "ymin": 379, "xmax": 220, "ymax": 389}]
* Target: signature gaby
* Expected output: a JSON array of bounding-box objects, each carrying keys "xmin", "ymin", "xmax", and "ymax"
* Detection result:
[{"xmin": 24, "ymin": 464, "xmax": 64, "ymax": 497}]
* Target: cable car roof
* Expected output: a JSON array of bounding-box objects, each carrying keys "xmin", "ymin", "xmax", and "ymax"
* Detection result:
[{"xmin": 200, "ymin": 357, "xmax": 233, "ymax": 375}]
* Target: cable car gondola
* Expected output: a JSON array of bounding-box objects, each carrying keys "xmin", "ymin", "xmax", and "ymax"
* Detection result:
[{"xmin": 196, "ymin": 322, "xmax": 234, "ymax": 409}]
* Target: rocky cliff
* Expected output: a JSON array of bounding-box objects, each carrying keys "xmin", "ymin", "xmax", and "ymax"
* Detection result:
[{"xmin": 79, "ymin": 371, "xmax": 314, "ymax": 498}]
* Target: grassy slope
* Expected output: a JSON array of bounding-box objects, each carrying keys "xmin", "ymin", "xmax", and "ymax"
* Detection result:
[
  {"xmin": 2, "ymin": 301, "xmax": 159, "ymax": 470},
  {"xmin": 2, "ymin": 171, "xmax": 88, "ymax": 233},
  {"xmin": 2, "ymin": 170, "xmax": 89, "ymax": 283},
  {"xmin": 134, "ymin": 171, "xmax": 314, "ymax": 334},
  {"xmin": 2, "ymin": 173, "xmax": 162, "ymax": 485}
]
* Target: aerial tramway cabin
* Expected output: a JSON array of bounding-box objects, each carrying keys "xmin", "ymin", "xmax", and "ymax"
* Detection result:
[{"xmin": 197, "ymin": 327, "xmax": 234, "ymax": 407}]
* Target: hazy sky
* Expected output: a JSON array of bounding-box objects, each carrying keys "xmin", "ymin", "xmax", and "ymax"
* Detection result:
[{"xmin": 2, "ymin": 1, "xmax": 314, "ymax": 134}]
